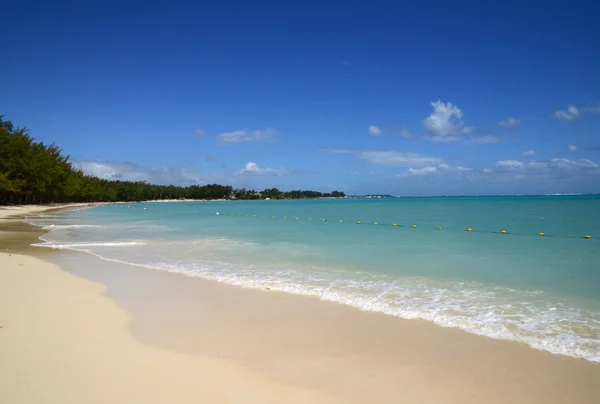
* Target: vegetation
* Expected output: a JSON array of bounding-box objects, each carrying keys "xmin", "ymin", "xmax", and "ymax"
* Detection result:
[{"xmin": 0, "ymin": 116, "xmax": 344, "ymax": 205}]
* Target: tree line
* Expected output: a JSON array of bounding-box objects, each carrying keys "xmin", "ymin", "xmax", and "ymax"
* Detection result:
[{"xmin": 0, "ymin": 116, "xmax": 345, "ymax": 205}]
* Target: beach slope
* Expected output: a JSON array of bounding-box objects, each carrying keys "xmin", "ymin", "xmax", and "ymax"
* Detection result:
[{"xmin": 0, "ymin": 253, "xmax": 335, "ymax": 404}]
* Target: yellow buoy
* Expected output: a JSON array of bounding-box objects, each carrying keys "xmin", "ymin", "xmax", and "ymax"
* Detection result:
[
  {"xmin": 295, "ymin": 217, "xmax": 299, "ymax": 220},
  {"xmin": 374, "ymin": 222, "xmax": 378, "ymax": 225},
  {"xmin": 357, "ymin": 221, "xmax": 361, "ymax": 224},
  {"xmin": 539, "ymin": 232, "xmax": 545, "ymax": 237},
  {"xmin": 238, "ymin": 214, "xmax": 241, "ymax": 216},
  {"xmin": 467, "ymin": 228, "xmax": 472, "ymax": 232},
  {"xmin": 501, "ymin": 230, "xmax": 507, "ymax": 234},
  {"xmin": 585, "ymin": 235, "xmax": 591, "ymax": 239},
  {"xmin": 322, "ymin": 219, "xmax": 326, "ymax": 222},
  {"xmin": 412, "ymin": 224, "xmax": 416, "ymax": 228},
  {"xmin": 284, "ymin": 216, "xmax": 287, "ymax": 219},
  {"xmin": 308, "ymin": 218, "xmax": 312, "ymax": 221},
  {"xmin": 437, "ymin": 226, "xmax": 442, "ymax": 230},
  {"xmin": 340, "ymin": 220, "xmax": 343, "ymax": 223},
  {"xmin": 393, "ymin": 223, "xmax": 397, "ymax": 227},
  {"xmin": 272, "ymin": 216, "xmax": 275, "ymax": 218}
]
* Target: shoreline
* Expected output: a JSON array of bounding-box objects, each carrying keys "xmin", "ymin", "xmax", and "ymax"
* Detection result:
[{"xmin": 2, "ymin": 204, "xmax": 600, "ymax": 403}]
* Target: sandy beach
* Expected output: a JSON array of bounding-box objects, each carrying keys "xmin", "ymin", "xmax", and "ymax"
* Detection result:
[{"xmin": 1, "ymin": 204, "xmax": 600, "ymax": 403}]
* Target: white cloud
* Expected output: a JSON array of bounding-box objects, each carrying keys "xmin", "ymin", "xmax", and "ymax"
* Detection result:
[
  {"xmin": 400, "ymin": 163, "xmax": 473, "ymax": 177},
  {"xmin": 568, "ymin": 145, "xmax": 579, "ymax": 152},
  {"xmin": 237, "ymin": 162, "xmax": 287, "ymax": 176},
  {"xmin": 469, "ymin": 135, "xmax": 500, "ymax": 144},
  {"xmin": 397, "ymin": 158, "xmax": 600, "ymax": 182},
  {"xmin": 495, "ymin": 160, "xmax": 525, "ymax": 169},
  {"xmin": 582, "ymin": 105, "xmax": 600, "ymax": 114},
  {"xmin": 399, "ymin": 128, "xmax": 414, "ymax": 138},
  {"xmin": 488, "ymin": 158, "xmax": 599, "ymax": 178},
  {"xmin": 423, "ymin": 101, "xmax": 472, "ymax": 139},
  {"xmin": 75, "ymin": 160, "xmax": 205, "ymax": 185},
  {"xmin": 404, "ymin": 166, "xmax": 438, "ymax": 176},
  {"xmin": 394, "ymin": 101, "xmax": 500, "ymax": 144},
  {"xmin": 195, "ymin": 129, "xmax": 207, "ymax": 137},
  {"xmin": 322, "ymin": 149, "xmax": 444, "ymax": 167},
  {"xmin": 216, "ymin": 127, "xmax": 277, "ymax": 145},
  {"xmin": 554, "ymin": 105, "xmax": 581, "ymax": 121},
  {"xmin": 498, "ymin": 117, "xmax": 520, "ymax": 128},
  {"xmin": 368, "ymin": 125, "xmax": 383, "ymax": 136},
  {"xmin": 522, "ymin": 150, "xmax": 537, "ymax": 156}
]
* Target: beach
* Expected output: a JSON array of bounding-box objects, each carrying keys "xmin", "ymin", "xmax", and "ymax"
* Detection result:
[{"xmin": 1, "ymin": 204, "xmax": 600, "ymax": 403}]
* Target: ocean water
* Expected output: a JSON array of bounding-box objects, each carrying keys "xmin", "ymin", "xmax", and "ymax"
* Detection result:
[{"xmin": 29, "ymin": 196, "xmax": 600, "ymax": 362}]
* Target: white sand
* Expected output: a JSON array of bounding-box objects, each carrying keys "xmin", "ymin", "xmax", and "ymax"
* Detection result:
[{"xmin": 0, "ymin": 253, "xmax": 336, "ymax": 404}]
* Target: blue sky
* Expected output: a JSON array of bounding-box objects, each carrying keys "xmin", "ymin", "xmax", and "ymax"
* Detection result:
[{"xmin": 2, "ymin": 0, "xmax": 599, "ymax": 196}]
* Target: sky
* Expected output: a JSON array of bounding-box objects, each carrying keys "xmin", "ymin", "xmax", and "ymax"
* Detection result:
[{"xmin": 2, "ymin": 0, "xmax": 600, "ymax": 196}]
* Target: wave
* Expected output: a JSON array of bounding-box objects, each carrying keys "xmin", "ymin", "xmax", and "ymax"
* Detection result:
[
  {"xmin": 32, "ymin": 241, "xmax": 145, "ymax": 249},
  {"xmin": 42, "ymin": 224, "xmax": 103, "ymax": 230},
  {"xmin": 55, "ymin": 245, "xmax": 600, "ymax": 363}
]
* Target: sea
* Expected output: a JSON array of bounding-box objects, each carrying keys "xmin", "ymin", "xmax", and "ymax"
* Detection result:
[{"xmin": 29, "ymin": 196, "xmax": 600, "ymax": 362}]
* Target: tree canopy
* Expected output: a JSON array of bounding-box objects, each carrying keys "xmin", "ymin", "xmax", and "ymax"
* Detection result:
[{"xmin": 0, "ymin": 116, "xmax": 345, "ymax": 204}]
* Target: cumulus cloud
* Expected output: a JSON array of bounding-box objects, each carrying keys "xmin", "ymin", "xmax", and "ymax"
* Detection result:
[
  {"xmin": 396, "ymin": 101, "xmax": 497, "ymax": 144},
  {"xmin": 522, "ymin": 150, "xmax": 537, "ymax": 156},
  {"xmin": 498, "ymin": 117, "xmax": 520, "ymax": 128},
  {"xmin": 321, "ymin": 148, "xmax": 444, "ymax": 167},
  {"xmin": 237, "ymin": 162, "xmax": 287, "ymax": 176},
  {"xmin": 554, "ymin": 105, "xmax": 581, "ymax": 121},
  {"xmin": 568, "ymin": 145, "xmax": 579, "ymax": 152},
  {"xmin": 423, "ymin": 101, "xmax": 472, "ymax": 139},
  {"xmin": 368, "ymin": 125, "xmax": 383, "ymax": 136},
  {"xmin": 216, "ymin": 127, "xmax": 277, "ymax": 145},
  {"xmin": 74, "ymin": 160, "xmax": 206, "ymax": 186}
]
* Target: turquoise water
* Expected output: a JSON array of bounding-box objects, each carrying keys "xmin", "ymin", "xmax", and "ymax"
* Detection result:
[{"xmin": 30, "ymin": 196, "xmax": 600, "ymax": 361}]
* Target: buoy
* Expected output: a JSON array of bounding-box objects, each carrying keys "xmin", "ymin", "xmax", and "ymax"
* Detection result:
[
  {"xmin": 308, "ymin": 218, "xmax": 312, "ymax": 221},
  {"xmin": 284, "ymin": 216, "xmax": 287, "ymax": 219},
  {"xmin": 438, "ymin": 226, "xmax": 442, "ymax": 230},
  {"xmin": 357, "ymin": 221, "xmax": 361, "ymax": 224},
  {"xmin": 272, "ymin": 216, "xmax": 275, "ymax": 218},
  {"xmin": 374, "ymin": 222, "xmax": 378, "ymax": 225},
  {"xmin": 393, "ymin": 223, "xmax": 397, "ymax": 227},
  {"xmin": 295, "ymin": 217, "xmax": 299, "ymax": 220},
  {"xmin": 539, "ymin": 232, "xmax": 545, "ymax": 237},
  {"xmin": 322, "ymin": 219, "xmax": 326, "ymax": 222},
  {"xmin": 216, "ymin": 212, "xmax": 219, "ymax": 215},
  {"xmin": 412, "ymin": 224, "xmax": 416, "ymax": 228},
  {"xmin": 238, "ymin": 214, "xmax": 241, "ymax": 216},
  {"xmin": 467, "ymin": 228, "xmax": 472, "ymax": 232},
  {"xmin": 340, "ymin": 220, "xmax": 343, "ymax": 223},
  {"xmin": 501, "ymin": 230, "xmax": 507, "ymax": 234},
  {"xmin": 585, "ymin": 235, "xmax": 591, "ymax": 239}
]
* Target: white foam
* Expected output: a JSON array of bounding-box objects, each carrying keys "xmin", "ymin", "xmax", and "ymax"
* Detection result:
[
  {"xmin": 33, "ymin": 241, "xmax": 144, "ymax": 249},
  {"xmin": 36, "ymin": 234, "xmax": 600, "ymax": 363},
  {"xmin": 42, "ymin": 224, "xmax": 102, "ymax": 230}
]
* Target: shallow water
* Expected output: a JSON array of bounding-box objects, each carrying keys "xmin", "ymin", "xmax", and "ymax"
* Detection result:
[{"xmin": 29, "ymin": 196, "xmax": 600, "ymax": 361}]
